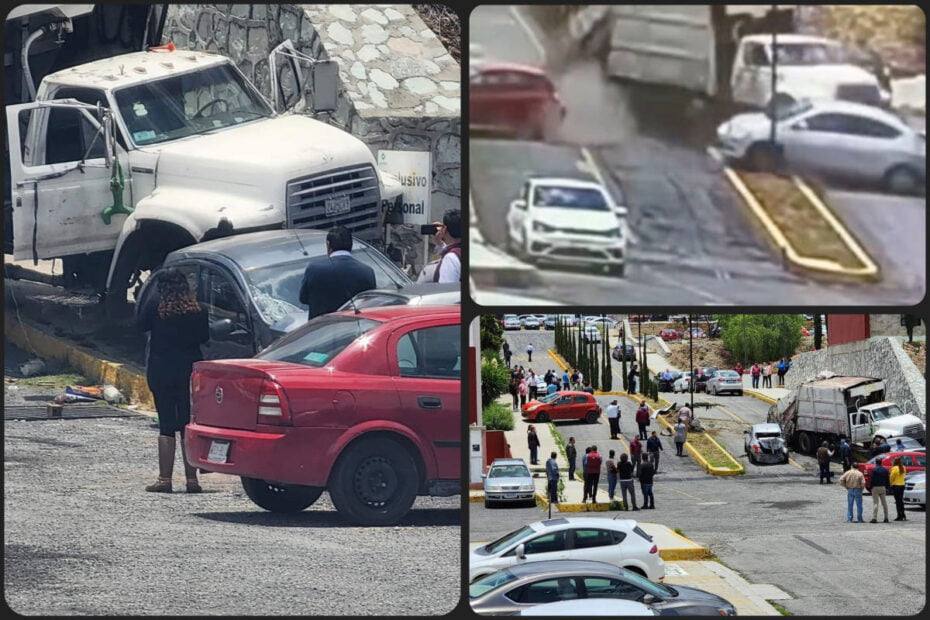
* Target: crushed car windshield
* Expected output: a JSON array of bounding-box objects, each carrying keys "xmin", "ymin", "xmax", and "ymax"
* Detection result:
[
  {"xmin": 869, "ymin": 405, "xmax": 905, "ymax": 420},
  {"xmin": 114, "ymin": 63, "xmax": 272, "ymax": 146}
]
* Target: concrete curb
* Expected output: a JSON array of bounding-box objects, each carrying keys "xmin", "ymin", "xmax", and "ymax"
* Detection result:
[
  {"xmin": 722, "ymin": 165, "xmax": 879, "ymax": 279},
  {"xmin": 743, "ymin": 390, "xmax": 779, "ymax": 405},
  {"xmin": 4, "ymin": 313, "xmax": 155, "ymax": 411},
  {"xmin": 655, "ymin": 409, "xmax": 745, "ymax": 476}
]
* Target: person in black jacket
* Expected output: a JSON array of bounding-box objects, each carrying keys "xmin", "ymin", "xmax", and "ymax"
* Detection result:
[
  {"xmin": 639, "ymin": 459, "xmax": 656, "ymax": 509},
  {"xmin": 298, "ymin": 226, "xmax": 376, "ymax": 320},
  {"xmin": 137, "ymin": 268, "xmax": 209, "ymax": 493}
]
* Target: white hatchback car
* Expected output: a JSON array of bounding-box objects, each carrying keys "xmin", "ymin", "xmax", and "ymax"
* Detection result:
[
  {"xmin": 469, "ymin": 517, "xmax": 665, "ymax": 583},
  {"xmin": 506, "ymin": 178, "xmax": 629, "ymax": 276}
]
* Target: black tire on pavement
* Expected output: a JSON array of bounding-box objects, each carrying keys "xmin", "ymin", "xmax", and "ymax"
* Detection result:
[
  {"xmin": 884, "ymin": 165, "xmax": 924, "ymax": 196},
  {"xmin": 328, "ymin": 437, "xmax": 419, "ymax": 526},
  {"xmin": 586, "ymin": 411, "xmax": 599, "ymax": 424},
  {"xmin": 535, "ymin": 411, "xmax": 549, "ymax": 423},
  {"xmin": 240, "ymin": 477, "xmax": 324, "ymax": 513},
  {"xmin": 797, "ymin": 431, "xmax": 815, "ymax": 455}
]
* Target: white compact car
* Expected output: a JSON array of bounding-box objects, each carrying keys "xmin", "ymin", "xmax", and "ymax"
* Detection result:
[
  {"xmin": 470, "ymin": 517, "xmax": 665, "ymax": 583},
  {"xmin": 503, "ymin": 315, "xmax": 522, "ymax": 330},
  {"xmin": 717, "ymin": 99, "xmax": 925, "ymax": 194},
  {"xmin": 506, "ymin": 178, "xmax": 629, "ymax": 276}
]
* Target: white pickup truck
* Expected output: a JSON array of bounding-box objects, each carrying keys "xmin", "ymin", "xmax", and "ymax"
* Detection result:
[{"xmin": 6, "ymin": 32, "xmax": 402, "ymax": 310}]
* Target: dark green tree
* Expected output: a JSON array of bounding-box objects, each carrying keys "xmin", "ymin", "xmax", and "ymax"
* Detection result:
[
  {"xmin": 716, "ymin": 314, "xmax": 804, "ymax": 364},
  {"xmin": 813, "ymin": 313, "xmax": 823, "ymax": 350},
  {"xmin": 480, "ymin": 314, "xmax": 504, "ymax": 354}
]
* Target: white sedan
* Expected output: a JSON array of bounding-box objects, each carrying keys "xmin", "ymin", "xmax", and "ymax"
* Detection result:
[
  {"xmin": 469, "ymin": 517, "xmax": 666, "ymax": 583},
  {"xmin": 506, "ymin": 177, "xmax": 629, "ymax": 276},
  {"xmin": 582, "ymin": 325, "xmax": 602, "ymax": 343},
  {"xmin": 672, "ymin": 373, "xmax": 693, "ymax": 394},
  {"xmin": 717, "ymin": 99, "xmax": 925, "ymax": 195}
]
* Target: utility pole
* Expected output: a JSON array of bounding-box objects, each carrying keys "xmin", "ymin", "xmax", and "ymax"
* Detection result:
[
  {"xmin": 637, "ymin": 316, "xmax": 643, "ymax": 395},
  {"xmin": 688, "ymin": 314, "xmax": 694, "ymax": 412},
  {"xmin": 769, "ymin": 4, "xmax": 778, "ymax": 145}
]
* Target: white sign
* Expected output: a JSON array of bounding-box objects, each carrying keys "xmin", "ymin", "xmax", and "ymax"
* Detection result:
[{"xmin": 377, "ymin": 150, "xmax": 431, "ymax": 226}]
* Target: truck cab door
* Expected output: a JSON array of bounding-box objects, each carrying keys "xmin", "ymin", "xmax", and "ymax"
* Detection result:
[
  {"xmin": 849, "ymin": 411, "xmax": 871, "ymax": 445},
  {"xmin": 269, "ymin": 39, "xmax": 338, "ymax": 114},
  {"xmin": 6, "ymin": 100, "xmax": 126, "ymax": 262}
]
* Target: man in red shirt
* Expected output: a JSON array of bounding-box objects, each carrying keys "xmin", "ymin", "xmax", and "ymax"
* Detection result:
[
  {"xmin": 629, "ymin": 436, "xmax": 644, "ymax": 477},
  {"xmin": 585, "ymin": 445, "xmax": 603, "ymax": 503}
]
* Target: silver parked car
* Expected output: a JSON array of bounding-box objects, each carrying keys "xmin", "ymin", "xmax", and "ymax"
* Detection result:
[
  {"xmin": 469, "ymin": 560, "xmax": 737, "ymax": 616},
  {"xmin": 519, "ymin": 598, "xmax": 657, "ymax": 616},
  {"xmin": 717, "ymin": 99, "xmax": 926, "ymax": 195},
  {"xmin": 744, "ymin": 423, "xmax": 789, "ymax": 465},
  {"xmin": 338, "ymin": 282, "xmax": 459, "ymax": 311},
  {"xmin": 903, "ymin": 471, "xmax": 925, "ymax": 509},
  {"xmin": 707, "ymin": 370, "xmax": 744, "ymax": 396},
  {"xmin": 483, "ymin": 458, "xmax": 536, "ymax": 508}
]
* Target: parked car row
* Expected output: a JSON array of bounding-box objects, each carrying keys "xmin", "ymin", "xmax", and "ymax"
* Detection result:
[
  {"xmin": 136, "ymin": 229, "xmax": 461, "ymax": 526},
  {"xmin": 469, "ymin": 517, "xmax": 736, "ymax": 616}
]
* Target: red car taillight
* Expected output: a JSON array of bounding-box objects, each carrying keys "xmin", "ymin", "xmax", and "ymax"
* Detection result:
[
  {"xmin": 257, "ymin": 379, "xmax": 292, "ymax": 426},
  {"xmin": 718, "ymin": 378, "xmax": 725, "ymax": 382},
  {"xmin": 753, "ymin": 445, "xmax": 760, "ymax": 452},
  {"xmin": 649, "ymin": 544, "xmax": 658, "ymax": 554},
  {"xmin": 189, "ymin": 370, "xmax": 202, "ymax": 421}
]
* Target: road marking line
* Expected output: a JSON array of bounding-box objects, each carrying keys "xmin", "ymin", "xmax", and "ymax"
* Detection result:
[
  {"xmin": 706, "ymin": 145, "xmax": 724, "ymax": 165},
  {"xmin": 509, "ymin": 5, "xmax": 547, "ymax": 65},
  {"xmin": 580, "ymin": 146, "xmax": 638, "ymax": 245}
]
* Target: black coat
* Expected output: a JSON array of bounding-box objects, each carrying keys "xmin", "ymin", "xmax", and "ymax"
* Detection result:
[
  {"xmin": 638, "ymin": 461, "xmax": 655, "ymax": 484},
  {"xmin": 298, "ymin": 253, "xmax": 376, "ymax": 320},
  {"xmin": 136, "ymin": 301, "xmax": 209, "ymax": 384},
  {"xmin": 869, "ymin": 465, "xmax": 891, "ymax": 490}
]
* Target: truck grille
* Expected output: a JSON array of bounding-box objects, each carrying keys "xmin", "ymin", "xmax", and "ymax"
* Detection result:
[
  {"xmin": 286, "ymin": 164, "xmax": 381, "ymax": 242},
  {"xmin": 903, "ymin": 424, "xmax": 925, "ymax": 442},
  {"xmin": 835, "ymin": 84, "xmax": 881, "ymax": 107}
]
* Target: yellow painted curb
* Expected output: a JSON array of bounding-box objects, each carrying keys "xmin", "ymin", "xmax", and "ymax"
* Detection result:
[
  {"xmin": 723, "ymin": 166, "xmax": 878, "ymax": 278},
  {"xmin": 5, "ymin": 314, "xmax": 155, "ymax": 411},
  {"xmin": 656, "ymin": 410, "xmax": 744, "ymax": 476},
  {"xmin": 552, "ymin": 502, "xmax": 612, "ymax": 512},
  {"xmin": 743, "ymin": 390, "xmax": 778, "ymax": 405},
  {"xmin": 547, "ymin": 349, "xmax": 569, "ymax": 371},
  {"xmin": 469, "ymin": 494, "xmax": 485, "ymax": 503}
]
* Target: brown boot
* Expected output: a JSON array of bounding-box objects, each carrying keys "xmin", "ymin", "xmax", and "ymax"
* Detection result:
[
  {"xmin": 145, "ymin": 436, "xmax": 175, "ymax": 493},
  {"xmin": 180, "ymin": 434, "xmax": 202, "ymax": 494}
]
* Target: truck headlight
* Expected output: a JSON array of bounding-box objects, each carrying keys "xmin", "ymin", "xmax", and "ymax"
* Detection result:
[
  {"xmin": 520, "ymin": 484, "xmax": 535, "ymax": 491},
  {"xmin": 915, "ymin": 481, "xmax": 926, "ymax": 491}
]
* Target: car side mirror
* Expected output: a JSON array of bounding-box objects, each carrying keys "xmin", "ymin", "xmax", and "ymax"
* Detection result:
[
  {"xmin": 743, "ymin": 429, "xmax": 749, "ymax": 434},
  {"xmin": 481, "ymin": 473, "xmax": 487, "ymax": 479},
  {"xmin": 642, "ymin": 594, "xmax": 658, "ymax": 605},
  {"xmin": 511, "ymin": 199, "xmax": 527, "ymax": 211},
  {"xmin": 515, "ymin": 543, "xmax": 526, "ymax": 559},
  {"xmin": 791, "ymin": 120, "xmax": 808, "ymax": 131},
  {"xmin": 210, "ymin": 318, "xmax": 235, "ymax": 339}
]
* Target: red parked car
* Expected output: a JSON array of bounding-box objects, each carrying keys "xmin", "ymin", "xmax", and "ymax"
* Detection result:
[
  {"xmin": 855, "ymin": 451, "xmax": 925, "ymax": 490},
  {"xmin": 469, "ymin": 62, "xmax": 566, "ymax": 141},
  {"xmin": 522, "ymin": 391, "xmax": 601, "ymax": 424},
  {"xmin": 185, "ymin": 306, "xmax": 460, "ymax": 526},
  {"xmin": 659, "ymin": 328, "xmax": 680, "ymax": 341}
]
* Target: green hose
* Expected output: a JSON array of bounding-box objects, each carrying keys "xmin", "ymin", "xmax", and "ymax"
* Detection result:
[{"xmin": 101, "ymin": 159, "xmax": 133, "ymax": 225}]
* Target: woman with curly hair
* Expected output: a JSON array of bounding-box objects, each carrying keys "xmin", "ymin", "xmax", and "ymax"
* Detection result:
[{"xmin": 137, "ymin": 268, "xmax": 209, "ymax": 493}]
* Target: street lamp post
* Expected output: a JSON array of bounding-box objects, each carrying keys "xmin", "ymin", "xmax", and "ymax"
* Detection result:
[
  {"xmin": 688, "ymin": 314, "xmax": 694, "ymax": 412},
  {"xmin": 769, "ymin": 5, "xmax": 778, "ymax": 145},
  {"xmin": 637, "ymin": 316, "xmax": 643, "ymax": 395}
]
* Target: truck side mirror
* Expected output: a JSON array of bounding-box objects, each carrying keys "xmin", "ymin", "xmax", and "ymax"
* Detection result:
[
  {"xmin": 269, "ymin": 39, "xmax": 338, "ymax": 114},
  {"xmin": 310, "ymin": 59, "xmax": 338, "ymax": 113}
]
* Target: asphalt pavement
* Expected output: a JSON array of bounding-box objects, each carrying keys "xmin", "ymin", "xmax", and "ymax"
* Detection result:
[
  {"xmin": 487, "ymin": 329, "xmax": 926, "ymax": 616},
  {"xmin": 469, "ymin": 5, "xmax": 925, "ymax": 306}
]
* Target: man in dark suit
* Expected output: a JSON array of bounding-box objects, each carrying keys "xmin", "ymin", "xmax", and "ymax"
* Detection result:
[{"xmin": 298, "ymin": 226, "xmax": 376, "ymax": 320}]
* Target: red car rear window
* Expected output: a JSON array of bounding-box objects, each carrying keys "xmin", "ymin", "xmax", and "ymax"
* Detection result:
[{"xmin": 257, "ymin": 315, "xmax": 380, "ymax": 367}]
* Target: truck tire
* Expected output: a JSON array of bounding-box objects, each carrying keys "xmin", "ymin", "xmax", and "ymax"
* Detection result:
[
  {"xmin": 328, "ymin": 437, "xmax": 419, "ymax": 526},
  {"xmin": 240, "ymin": 477, "xmax": 324, "ymax": 513},
  {"xmin": 797, "ymin": 431, "xmax": 815, "ymax": 455}
]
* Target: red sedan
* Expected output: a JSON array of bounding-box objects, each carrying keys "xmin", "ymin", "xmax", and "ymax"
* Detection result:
[
  {"xmin": 470, "ymin": 62, "xmax": 565, "ymax": 141},
  {"xmin": 185, "ymin": 306, "xmax": 460, "ymax": 526},
  {"xmin": 522, "ymin": 391, "xmax": 601, "ymax": 424},
  {"xmin": 659, "ymin": 328, "xmax": 680, "ymax": 341},
  {"xmin": 856, "ymin": 451, "xmax": 925, "ymax": 489}
]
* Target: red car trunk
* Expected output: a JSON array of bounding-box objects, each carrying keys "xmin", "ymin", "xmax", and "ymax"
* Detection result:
[{"xmin": 191, "ymin": 360, "xmax": 301, "ymax": 431}]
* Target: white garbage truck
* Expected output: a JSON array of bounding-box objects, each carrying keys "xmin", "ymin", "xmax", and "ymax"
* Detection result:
[
  {"xmin": 768, "ymin": 375, "xmax": 926, "ymax": 454},
  {"xmin": 4, "ymin": 5, "xmax": 403, "ymax": 312}
]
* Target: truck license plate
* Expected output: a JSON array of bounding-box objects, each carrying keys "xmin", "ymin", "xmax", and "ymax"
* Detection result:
[
  {"xmin": 324, "ymin": 194, "xmax": 351, "ymax": 216},
  {"xmin": 207, "ymin": 440, "xmax": 230, "ymax": 464}
]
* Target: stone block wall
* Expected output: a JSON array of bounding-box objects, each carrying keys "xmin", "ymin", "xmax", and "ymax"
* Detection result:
[
  {"xmin": 869, "ymin": 314, "xmax": 926, "ymax": 340},
  {"xmin": 162, "ymin": 4, "xmax": 460, "ymax": 272},
  {"xmin": 786, "ymin": 337, "xmax": 925, "ymax": 419}
]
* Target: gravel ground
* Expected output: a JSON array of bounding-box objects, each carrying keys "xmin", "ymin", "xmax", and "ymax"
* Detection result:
[{"xmin": 4, "ymin": 368, "xmax": 461, "ymax": 615}]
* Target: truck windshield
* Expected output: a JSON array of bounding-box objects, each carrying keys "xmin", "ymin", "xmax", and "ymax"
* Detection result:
[
  {"xmin": 770, "ymin": 43, "xmax": 846, "ymax": 65},
  {"xmin": 870, "ymin": 404, "xmax": 905, "ymax": 420},
  {"xmin": 113, "ymin": 63, "xmax": 272, "ymax": 146}
]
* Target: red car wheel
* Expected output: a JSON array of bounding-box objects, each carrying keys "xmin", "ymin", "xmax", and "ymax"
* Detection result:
[{"xmin": 240, "ymin": 478, "xmax": 324, "ymax": 513}]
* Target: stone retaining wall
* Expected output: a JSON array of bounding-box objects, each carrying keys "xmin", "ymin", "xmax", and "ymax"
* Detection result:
[
  {"xmin": 786, "ymin": 337, "xmax": 925, "ymax": 419},
  {"xmin": 162, "ymin": 4, "xmax": 460, "ymax": 272}
]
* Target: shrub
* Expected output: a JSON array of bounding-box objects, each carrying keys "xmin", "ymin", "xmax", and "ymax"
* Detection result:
[
  {"xmin": 481, "ymin": 351, "xmax": 511, "ymax": 409},
  {"xmin": 483, "ymin": 402, "xmax": 514, "ymax": 431}
]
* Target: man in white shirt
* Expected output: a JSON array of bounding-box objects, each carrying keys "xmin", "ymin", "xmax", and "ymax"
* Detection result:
[
  {"xmin": 526, "ymin": 343, "xmax": 534, "ymax": 362},
  {"xmin": 606, "ymin": 399, "xmax": 621, "ymax": 439}
]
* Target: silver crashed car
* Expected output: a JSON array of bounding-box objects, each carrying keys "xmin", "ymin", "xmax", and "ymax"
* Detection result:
[
  {"xmin": 744, "ymin": 423, "xmax": 789, "ymax": 464},
  {"xmin": 483, "ymin": 458, "xmax": 536, "ymax": 508}
]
